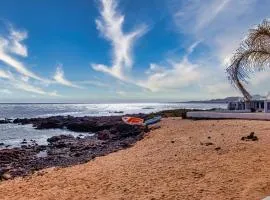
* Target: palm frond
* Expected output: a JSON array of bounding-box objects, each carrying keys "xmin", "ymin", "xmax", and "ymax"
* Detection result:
[{"xmin": 226, "ymin": 19, "xmax": 270, "ymax": 101}]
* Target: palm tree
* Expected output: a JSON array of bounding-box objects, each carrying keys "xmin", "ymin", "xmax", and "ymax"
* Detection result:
[{"xmin": 226, "ymin": 19, "xmax": 270, "ymax": 101}]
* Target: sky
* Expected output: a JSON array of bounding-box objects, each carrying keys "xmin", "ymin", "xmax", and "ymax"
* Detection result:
[{"xmin": 0, "ymin": 0, "xmax": 269, "ymax": 103}]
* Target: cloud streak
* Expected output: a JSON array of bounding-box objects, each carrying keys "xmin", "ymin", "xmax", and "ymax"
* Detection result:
[
  {"xmin": 0, "ymin": 26, "xmax": 59, "ymax": 96},
  {"xmin": 173, "ymin": 0, "xmax": 263, "ymax": 64},
  {"xmin": 0, "ymin": 69, "xmax": 12, "ymax": 79},
  {"xmin": 163, "ymin": 0, "xmax": 270, "ymax": 98},
  {"xmin": 0, "ymin": 69, "xmax": 58, "ymax": 96},
  {"xmin": 0, "ymin": 27, "xmax": 45, "ymax": 81},
  {"xmin": 53, "ymin": 64, "xmax": 81, "ymax": 88},
  {"xmin": 90, "ymin": 0, "xmax": 270, "ymax": 99},
  {"xmin": 0, "ymin": 25, "xmax": 81, "ymax": 97},
  {"xmin": 92, "ymin": 0, "xmax": 147, "ymax": 81}
]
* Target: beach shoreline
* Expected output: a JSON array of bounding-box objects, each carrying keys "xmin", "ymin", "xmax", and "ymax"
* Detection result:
[
  {"xmin": 0, "ymin": 109, "xmax": 191, "ymax": 180},
  {"xmin": 1, "ymin": 118, "xmax": 270, "ymax": 199}
]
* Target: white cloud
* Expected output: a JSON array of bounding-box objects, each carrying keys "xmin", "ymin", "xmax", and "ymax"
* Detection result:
[
  {"xmin": 166, "ymin": 0, "xmax": 270, "ymax": 98},
  {"xmin": 204, "ymin": 82, "xmax": 239, "ymax": 97},
  {"xmin": 90, "ymin": 0, "xmax": 270, "ymax": 99},
  {"xmin": 0, "ymin": 69, "xmax": 12, "ymax": 79},
  {"xmin": 0, "ymin": 25, "xmax": 62, "ymax": 97},
  {"xmin": 173, "ymin": 0, "xmax": 264, "ymax": 66},
  {"xmin": 139, "ymin": 57, "xmax": 201, "ymax": 92},
  {"xmin": 145, "ymin": 63, "xmax": 166, "ymax": 75},
  {"xmin": 139, "ymin": 41, "xmax": 203, "ymax": 92},
  {"xmin": 14, "ymin": 81, "xmax": 47, "ymax": 95},
  {"xmin": 0, "ymin": 52, "xmax": 43, "ymax": 81},
  {"xmin": 92, "ymin": 0, "xmax": 147, "ymax": 81},
  {"xmin": 0, "ymin": 68, "xmax": 58, "ymax": 96},
  {"xmin": 14, "ymin": 80, "xmax": 60, "ymax": 96},
  {"xmin": 53, "ymin": 64, "xmax": 81, "ymax": 88},
  {"xmin": 193, "ymin": 0, "xmax": 232, "ymax": 31},
  {"xmin": 8, "ymin": 27, "xmax": 28, "ymax": 57},
  {"xmin": 20, "ymin": 75, "xmax": 29, "ymax": 82},
  {"xmin": 0, "ymin": 27, "xmax": 44, "ymax": 81}
]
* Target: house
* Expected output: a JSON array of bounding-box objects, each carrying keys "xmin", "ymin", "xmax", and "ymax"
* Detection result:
[{"xmin": 228, "ymin": 96, "xmax": 270, "ymax": 112}]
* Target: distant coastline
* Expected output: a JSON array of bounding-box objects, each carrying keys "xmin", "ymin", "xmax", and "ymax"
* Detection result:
[
  {"xmin": 182, "ymin": 95, "xmax": 265, "ymax": 104},
  {"xmin": 180, "ymin": 97, "xmax": 239, "ymax": 104}
]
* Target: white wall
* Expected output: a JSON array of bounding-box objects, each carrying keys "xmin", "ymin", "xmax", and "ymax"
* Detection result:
[{"xmin": 187, "ymin": 111, "xmax": 270, "ymax": 120}]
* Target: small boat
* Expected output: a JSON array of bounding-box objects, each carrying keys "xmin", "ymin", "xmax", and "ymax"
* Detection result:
[
  {"xmin": 122, "ymin": 116, "xmax": 162, "ymax": 126},
  {"xmin": 144, "ymin": 116, "xmax": 162, "ymax": 126},
  {"xmin": 122, "ymin": 116, "xmax": 144, "ymax": 125}
]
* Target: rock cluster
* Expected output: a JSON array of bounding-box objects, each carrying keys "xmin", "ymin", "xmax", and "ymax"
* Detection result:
[
  {"xmin": 0, "ymin": 118, "xmax": 12, "ymax": 124},
  {"xmin": 241, "ymin": 132, "xmax": 258, "ymax": 141},
  {"xmin": 1, "ymin": 115, "xmax": 146, "ymax": 180}
]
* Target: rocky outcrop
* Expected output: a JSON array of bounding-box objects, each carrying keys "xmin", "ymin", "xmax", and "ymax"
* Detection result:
[
  {"xmin": 1, "ymin": 115, "xmax": 147, "ymax": 181},
  {"xmin": 0, "ymin": 118, "xmax": 12, "ymax": 124},
  {"xmin": 13, "ymin": 115, "xmax": 147, "ymax": 132}
]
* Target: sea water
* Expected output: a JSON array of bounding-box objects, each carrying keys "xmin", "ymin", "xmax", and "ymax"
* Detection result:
[{"xmin": 0, "ymin": 103, "xmax": 226, "ymax": 147}]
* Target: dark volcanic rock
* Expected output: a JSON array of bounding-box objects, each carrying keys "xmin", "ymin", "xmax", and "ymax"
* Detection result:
[
  {"xmin": 36, "ymin": 120, "xmax": 63, "ymax": 129},
  {"xmin": 13, "ymin": 118, "xmax": 34, "ymax": 125},
  {"xmin": 0, "ymin": 149, "xmax": 27, "ymax": 164},
  {"xmin": 241, "ymin": 132, "xmax": 258, "ymax": 141},
  {"xmin": 1, "ymin": 114, "xmax": 148, "ymax": 181},
  {"xmin": 13, "ymin": 115, "xmax": 131, "ymax": 133},
  {"xmin": 66, "ymin": 121, "xmax": 98, "ymax": 132},
  {"xmin": 21, "ymin": 139, "xmax": 27, "ymax": 144},
  {"xmin": 110, "ymin": 123, "xmax": 143, "ymax": 140},
  {"xmin": 47, "ymin": 135, "xmax": 75, "ymax": 143},
  {"xmin": 0, "ymin": 118, "xmax": 12, "ymax": 124},
  {"xmin": 97, "ymin": 130, "xmax": 111, "ymax": 140}
]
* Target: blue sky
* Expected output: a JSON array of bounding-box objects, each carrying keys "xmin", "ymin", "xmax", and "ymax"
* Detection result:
[{"xmin": 0, "ymin": 0, "xmax": 269, "ymax": 103}]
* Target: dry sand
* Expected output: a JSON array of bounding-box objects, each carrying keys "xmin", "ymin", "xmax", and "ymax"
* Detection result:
[{"xmin": 1, "ymin": 118, "xmax": 270, "ymax": 200}]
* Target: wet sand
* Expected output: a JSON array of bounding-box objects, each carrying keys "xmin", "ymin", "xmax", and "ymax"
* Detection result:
[{"xmin": 1, "ymin": 118, "xmax": 270, "ymax": 200}]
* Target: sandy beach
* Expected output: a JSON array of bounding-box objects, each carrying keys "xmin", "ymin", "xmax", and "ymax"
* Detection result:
[{"xmin": 1, "ymin": 118, "xmax": 270, "ymax": 200}]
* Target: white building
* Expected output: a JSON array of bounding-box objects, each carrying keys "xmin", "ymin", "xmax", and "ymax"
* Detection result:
[{"xmin": 228, "ymin": 96, "xmax": 270, "ymax": 113}]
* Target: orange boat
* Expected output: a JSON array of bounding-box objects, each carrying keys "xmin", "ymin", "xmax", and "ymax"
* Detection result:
[{"xmin": 122, "ymin": 116, "xmax": 144, "ymax": 125}]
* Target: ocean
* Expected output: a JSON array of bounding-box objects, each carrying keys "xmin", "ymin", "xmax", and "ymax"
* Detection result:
[{"xmin": 0, "ymin": 103, "xmax": 226, "ymax": 147}]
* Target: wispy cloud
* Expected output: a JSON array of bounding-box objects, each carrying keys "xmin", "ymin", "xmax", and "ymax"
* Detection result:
[
  {"xmin": 0, "ymin": 25, "xmax": 63, "ymax": 96},
  {"xmin": 53, "ymin": 64, "xmax": 81, "ymax": 88},
  {"xmin": 92, "ymin": 0, "xmax": 147, "ymax": 81},
  {"xmin": 139, "ymin": 41, "xmax": 202, "ymax": 92},
  {"xmin": 164, "ymin": 0, "xmax": 270, "ymax": 97},
  {"xmin": 8, "ymin": 26, "xmax": 28, "ymax": 57},
  {"xmin": 175, "ymin": 0, "xmax": 232, "ymax": 32},
  {"xmin": 173, "ymin": 0, "xmax": 262, "ymax": 65},
  {"xmin": 90, "ymin": 0, "xmax": 270, "ymax": 99},
  {"xmin": 0, "ymin": 69, "xmax": 59, "ymax": 96},
  {"xmin": 0, "ymin": 69, "xmax": 12, "ymax": 79},
  {"xmin": 14, "ymin": 80, "xmax": 58, "ymax": 96},
  {"xmin": 0, "ymin": 24, "xmax": 82, "ymax": 97},
  {"xmin": 140, "ymin": 58, "xmax": 201, "ymax": 92},
  {"xmin": 0, "ymin": 27, "xmax": 45, "ymax": 81}
]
